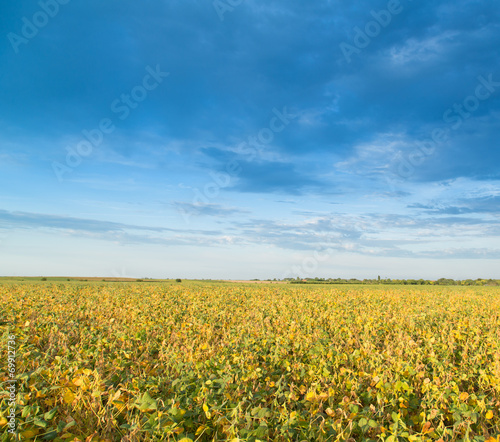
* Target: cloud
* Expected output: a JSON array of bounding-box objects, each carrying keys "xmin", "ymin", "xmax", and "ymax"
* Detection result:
[
  {"xmin": 173, "ymin": 202, "xmax": 250, "ymax": 217},
  {"xmin": 0, "ymin": 210, "xmax": 221, "ymax": 237},
  {"xmin": 231, "ymin": 160, "xmax": 325, "ymax": 195},
  {"xmin": 198, "ymin": 147, "xmax": 327, "ymax": 195},
  {"xmin": 419, "ymin": 248, "xmax": 500, "ymax": 259},
  {"xmin": 388, "ymin": 32, "xmax": 460, "ymax": 67},
  {"xmin": 409, "ymin": 195, "xmax": 500, "ymax": 215},
  {"xmin": 231, "ymin": 211, "xmax": 500, "ymax": 258}
]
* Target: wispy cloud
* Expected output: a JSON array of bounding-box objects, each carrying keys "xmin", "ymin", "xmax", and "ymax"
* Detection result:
[
  {"xmin": 173, "ymin": 202, "xmax": 250, "ymax": 217},
  {"xmin": 409, "ymin": 195, "xmax": 500, "ymax": 215},
  {"xmin": 0, "ymin": 210, "xmax": 220, "ymax": 237}
]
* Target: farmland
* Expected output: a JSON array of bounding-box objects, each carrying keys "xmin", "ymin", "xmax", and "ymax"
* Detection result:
[{"xmin": 1, "ymin": 282, "xmax": 499, "ymax": 441}]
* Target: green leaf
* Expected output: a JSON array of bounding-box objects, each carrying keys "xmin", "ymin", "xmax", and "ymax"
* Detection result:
[
  {"xmin": 134, "ymin": 392, "xmax": 157, "ymax": 411},
  {"xmin": 44, "ymin": 407, "xmax": 58, "ymax": 421},
  {"xmin": 56, "ymin": 419, "xmax": 75, "ymax": 433},
  {"xmin": 57, "ymin": 421, "xmax": 66, "ymax": 433},
  {"xmin": 64, "ymin": 420, "xmax": 76, "ymax": 430},
  {"xmin": 33, "ymin": 417, "xmax": 48, "ymax": 428},
  {"xmin": 42, "ymin": 430, "xmax": 58, "ymax": 440},
  {"xmin": 358, "ymin": 417, "xmax": 368, "ymax": 427},
  {"xmin": 258, "ymin": 408, "xmax": 270, "ymax": 418}
]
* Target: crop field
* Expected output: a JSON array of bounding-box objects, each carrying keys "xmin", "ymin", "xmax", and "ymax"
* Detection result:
[{"xmin": 1, "ymin": 282, "xmax": 499, "ymax": 442}]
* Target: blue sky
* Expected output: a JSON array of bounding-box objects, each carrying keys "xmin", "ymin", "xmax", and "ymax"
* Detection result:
[{"xmin": 1, "ymin": 0, "xmax": 499, "ymax": 279}]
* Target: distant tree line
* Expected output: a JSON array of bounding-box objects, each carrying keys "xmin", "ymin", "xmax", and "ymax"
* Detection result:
[{"xmin": 285, "ymin": 277, "xmax": 499, "ymax": 286}]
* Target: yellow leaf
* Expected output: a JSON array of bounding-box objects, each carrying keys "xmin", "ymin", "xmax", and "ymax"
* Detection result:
[
  {"xmin": 459, "ymin": 392, "xmax": 469, "ymax": 401},
  {"xmin": 195, "ymin": 425, "xmax": 206, "ymax": 435},
  {"xmin": 21, "ymin": 429, "xmax": 39, "ymax": 438},
  {"xmin": 202, "ymin": 403, "xmax": 209, "ymax": 412},
  {"xmin": 305, "ymin": 391, "xmax": 316, "ymax": 401},
  {"xmin": 178, "ymin": 439, "xmax": 193, "ymax": 442},
  {"xmin": 110, "ymin": 390, "xmax": 121, "ymax": 402},
  {"xmin": 485, "ymin": 410, "xmax": 493, "ymax": 420},
  {"xmin": 63, "ymin": 388, "xmax": 76, "ymax": 404},
  {"xmin": 0, "ymin": 417, "xmax": 7, "ymax": 426},
  {"xmin": 422, "ymin": 421, "xmax": 433, "ymax": 434},
  {"xmin": 112, "ymin": 401, "xmax": 126, "ymax": 413},
  {"xmin": 72, "ymin": 377, "xmax": 84, "ymax": 387}
]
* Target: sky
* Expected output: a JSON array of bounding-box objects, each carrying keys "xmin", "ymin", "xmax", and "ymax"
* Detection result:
[{"xmin": 0, "ymin": 0, "xmax": 499, "ymax": 280}]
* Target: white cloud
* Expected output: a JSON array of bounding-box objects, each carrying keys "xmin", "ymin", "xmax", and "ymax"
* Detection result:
[{"xmin": 388, "ymin": 31, "xmax": 460, "ymax": 66}]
